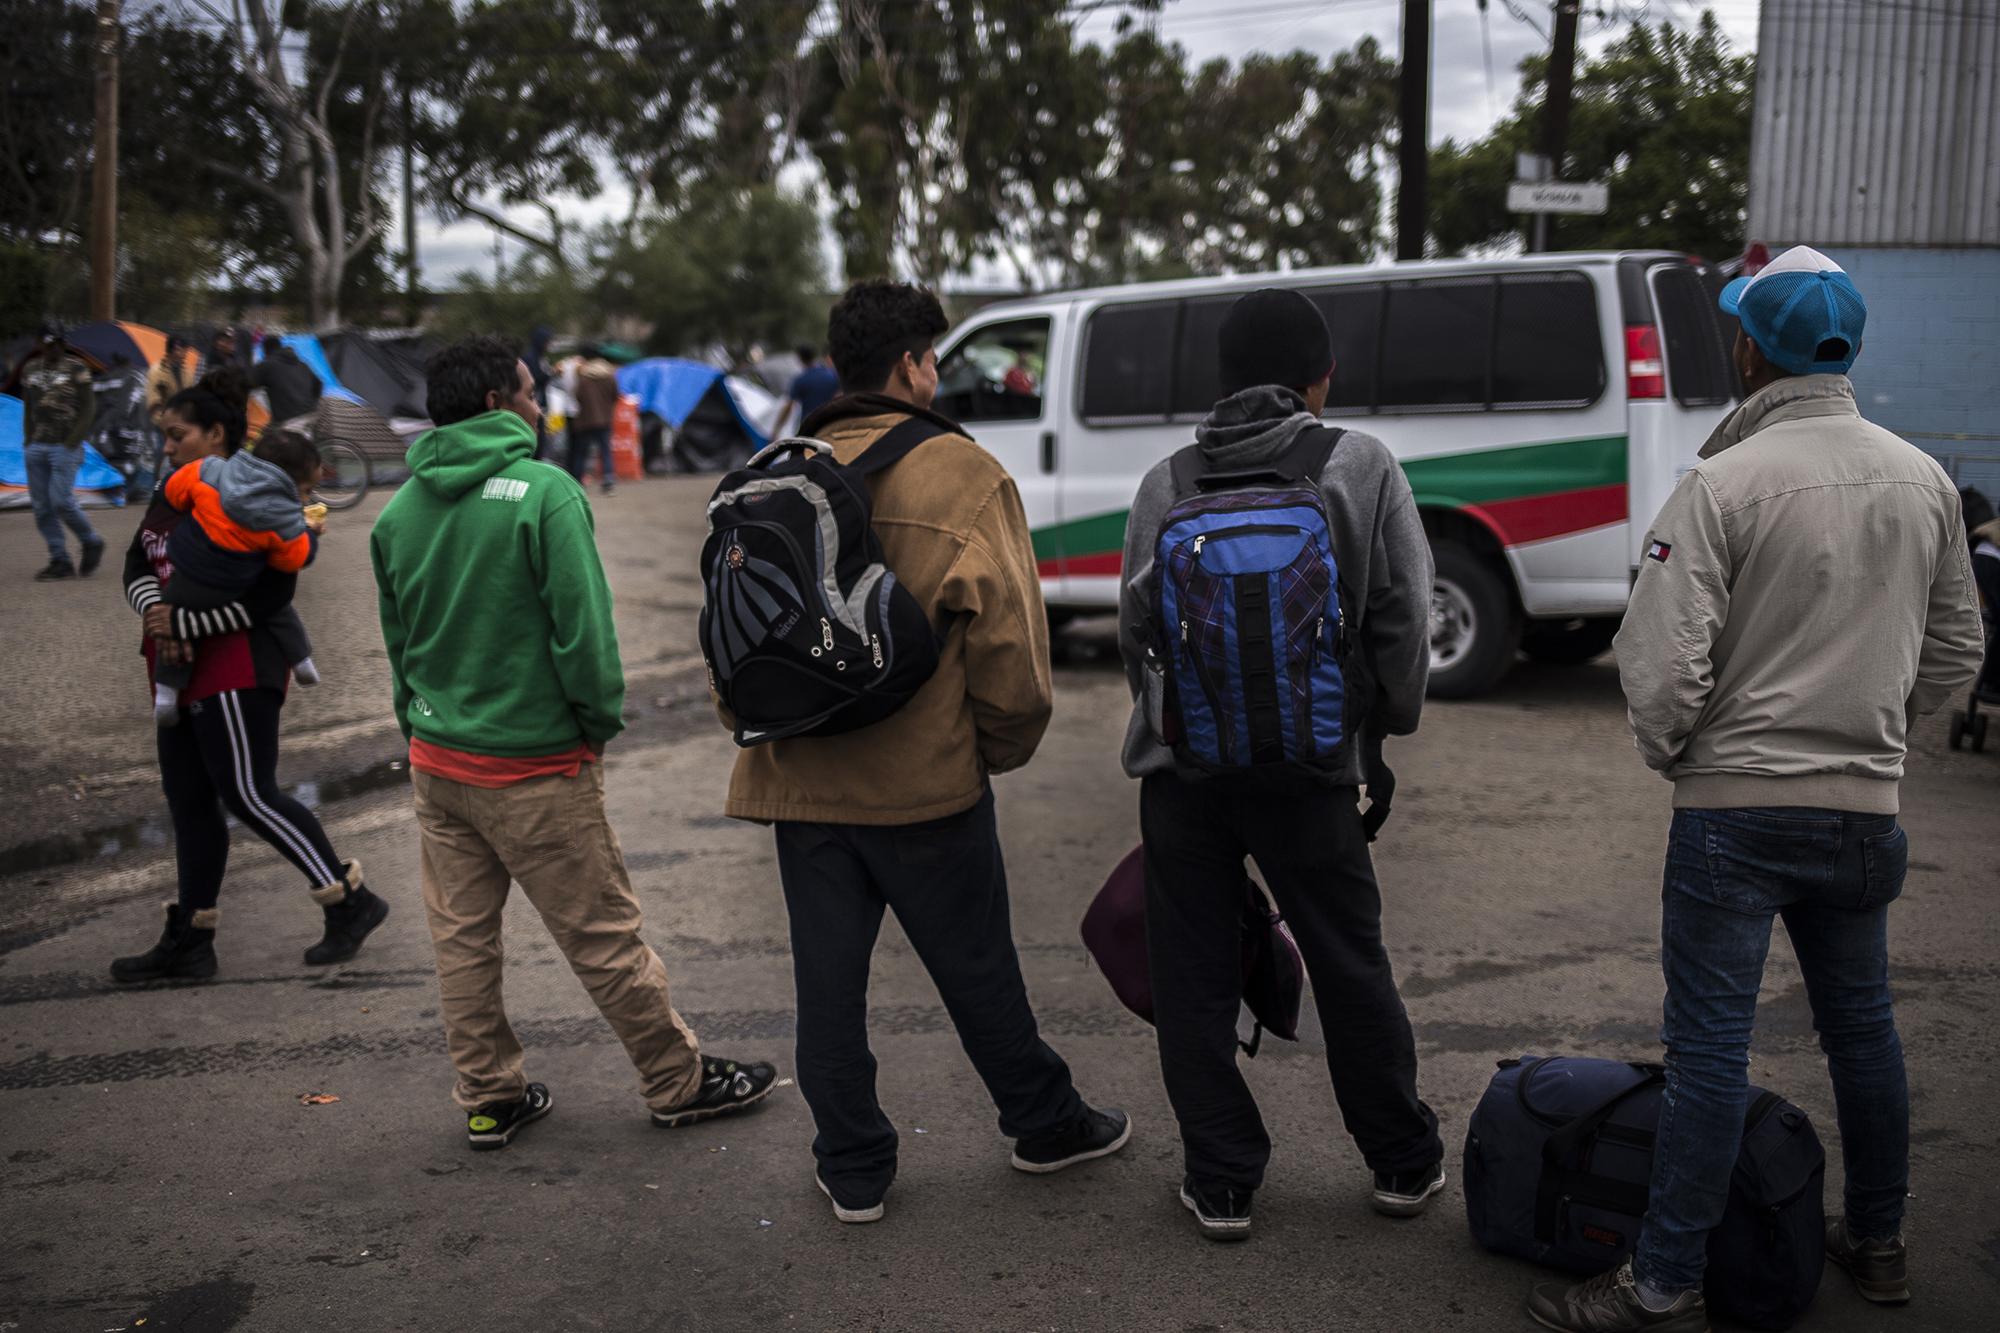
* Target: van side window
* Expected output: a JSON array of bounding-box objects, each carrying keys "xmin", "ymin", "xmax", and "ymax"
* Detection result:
[
  {"xmin": 1493, "ymin": 273, "xmax": 1604, "ymax": 405},
  {"xmin": 1082, "ymin": 301, "xmax": 1177, "ymax": 421},
  {"xmin": 934, "ymin": 317, "xmax": 1051, "ymax": 423},
  {"xmin": 1307, "ymin": 285, "xmax": 1385, "ymax": 411},
  {"xmin": 1172, "ymin": 297, "xmax": 1235, "ymax": 418},
  {"xmin": 1653, "ymin": 265, "xmax": 1739, "ymax": 406},
  {"xmin": 1379, "ymin": 278, "xmax": 1494, "ymax": 409}
]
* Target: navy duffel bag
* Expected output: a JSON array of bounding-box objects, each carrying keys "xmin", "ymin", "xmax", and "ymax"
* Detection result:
[{"xmin": 1463, "ymin": 1055, "xmax": 1826, "ymax": 1330}]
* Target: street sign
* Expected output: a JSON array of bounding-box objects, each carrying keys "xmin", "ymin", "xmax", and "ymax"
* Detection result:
[{"xmin": 1506, "ymin": 180, "xmax": 1609, "ymax": 215}]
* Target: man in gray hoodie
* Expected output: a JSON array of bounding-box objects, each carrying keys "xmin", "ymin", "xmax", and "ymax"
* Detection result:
[{"xmin": 1117, "ymin": 288, "xmax": 1440, "ymax": 1241}]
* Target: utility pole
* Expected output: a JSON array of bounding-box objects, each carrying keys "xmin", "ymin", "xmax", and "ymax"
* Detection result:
[
  {"xmin": 402, "ymin": 82, "xmax": 420, "ymax": 323},
  {"xmin": 1532, "ymin": 0, "xmax": 1582, "ymax": 253},
  {"xmin": 88, "ymin": 0, "xmax": 121, "ymax": 320},
  {"xmin": 1395, "ymin": 0, "xmax": 1430, "ymax": 261}
]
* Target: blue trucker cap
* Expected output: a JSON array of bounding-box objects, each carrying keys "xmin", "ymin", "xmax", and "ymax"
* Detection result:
[{"xmin": 1718, "ymin": 244, "xmax": 1866, "ymax": 375}]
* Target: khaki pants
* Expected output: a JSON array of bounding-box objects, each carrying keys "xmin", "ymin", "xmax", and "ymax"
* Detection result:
[{"xmin": 412, "ymin": 764, "xmax": 703, "ymax": 1114}]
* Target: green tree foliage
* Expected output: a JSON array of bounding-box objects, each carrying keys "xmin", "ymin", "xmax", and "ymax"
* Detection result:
[
  {"xmin": 597, "ymin": 188, "xmax": 828, "ymax": 361},
  {"xmin": 1429, "ymin": 11, "xmax": 1753, "ymax": 259},
  {"xmin": 799, "ymin": 4, "xmax": 1396, "ymax": 288}
]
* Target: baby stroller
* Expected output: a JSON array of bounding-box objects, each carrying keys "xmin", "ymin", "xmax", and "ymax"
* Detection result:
[{"xmin": 1950, "ymin": 496, "xmax": 2000, "ymax": 753}]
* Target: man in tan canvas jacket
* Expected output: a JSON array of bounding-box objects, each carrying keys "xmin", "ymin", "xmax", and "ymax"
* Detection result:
[
  {"xmin": 726, "ymin": 280, "xmax": 1130, "ymax": 1226},
  {"xmin": 1531, "ymin": 247, "xmax": 1983, "ymax": 1333}
]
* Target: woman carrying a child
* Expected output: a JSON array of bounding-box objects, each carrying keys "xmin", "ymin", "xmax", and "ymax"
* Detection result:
[{"xmin": 110, "ymin": 368, "xmax": 389, "ymax": 983}]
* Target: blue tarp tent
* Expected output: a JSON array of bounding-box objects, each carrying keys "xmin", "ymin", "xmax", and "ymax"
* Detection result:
[
  {"xmin": 0, "ymin": 393, "xmax": 127, "ymax": 509},
  {"xmin": 258, "ymin": 335, "xmax": 365, "ymax": 405},
  {"xmin": 616, "ymin": 358, "xmax": 773, "ymax": 472}
]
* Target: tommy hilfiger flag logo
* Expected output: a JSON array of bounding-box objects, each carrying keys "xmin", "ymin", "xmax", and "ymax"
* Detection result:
[{"xmin": 1647, "ymin": 540, "xmax": 1672, "ymax": 563}]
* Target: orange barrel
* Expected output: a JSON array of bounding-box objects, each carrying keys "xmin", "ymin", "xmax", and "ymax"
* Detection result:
[{"xmin": 612, "ymin": 396, "xmax": 643, "ymax": 481}]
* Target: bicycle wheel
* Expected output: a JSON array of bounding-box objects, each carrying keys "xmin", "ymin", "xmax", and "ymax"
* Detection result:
[{"xmin": 314, "ymin": 438, "xmax": 369, "ymax": 511}]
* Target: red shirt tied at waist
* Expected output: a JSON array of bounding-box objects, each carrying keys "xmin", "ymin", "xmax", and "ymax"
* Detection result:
[{"xmin": 407, "ymin": 739, "xmax": 597, "ymax": 789}]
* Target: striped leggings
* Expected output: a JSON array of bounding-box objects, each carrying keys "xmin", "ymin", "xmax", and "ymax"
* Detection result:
[{"xmin": 159, "ymin": 687, "xmax": 345, "ymax": 912}]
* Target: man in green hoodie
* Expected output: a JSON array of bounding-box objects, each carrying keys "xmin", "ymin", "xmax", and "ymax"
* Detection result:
[{"xmin": 371, "ymin": 336, "xmax": 778, "ymax": 1150}]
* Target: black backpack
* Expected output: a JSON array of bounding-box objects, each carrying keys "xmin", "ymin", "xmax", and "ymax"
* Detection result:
[
  {"xmin": 700, "ymin": 419, "xmax": 944, "ymax": 746},
  {"xmin": 1464, "ymin": 1056, "xmax": 1826, "ymax": 1330}
]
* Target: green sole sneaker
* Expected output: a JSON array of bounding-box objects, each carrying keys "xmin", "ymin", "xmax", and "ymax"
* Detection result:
[{"xmin": 468, "ymin": 1082, "xmax": 552, "ymax": 1150}]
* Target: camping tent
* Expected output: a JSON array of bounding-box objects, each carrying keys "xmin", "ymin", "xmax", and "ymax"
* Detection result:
[
  {"xmin": 615, "ymin": 358, "xmax": 776, "ymax": 473},
  {"xmin": 318, "ymin": 331, "xmax": 428, "ymax": 420},
  {"xmin": 0, "ymin": 394, "xmax": 126, "ymax": 510}
]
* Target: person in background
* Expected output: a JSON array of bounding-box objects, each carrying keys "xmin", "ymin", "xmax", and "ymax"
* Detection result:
[
  {"xmin": 526, "ymin": 324, "xmax": 556, "ymax": 460},
  {"xmin": 1117, "ymin": 289, "xmax": 1441, "ymax": 1242},
  {"xmin": 146, "ymin": 335, "xmax": 195, "ymax": 488},
  {"xmin": 564, "ymin": 343, "xmax": 620, "ymax": 494},
  {"xmin": 247, "ymin": 336, "xmax": 323, "ymax": 426},
  {"xmin": 92, "ymin": 353, "xmax": 153, "ymax": 501},
  {"xmin": 205, "ymin": 327, "xmax": 240, "ymax": 376},
  {"xmin": 8, "ymin": 324, "xmax": 103, "ymax": 581},
  {"xmin": 372, "ymin": 335, "xmax": 776, "ymax": 1150},
  {"xmin": 773, "ymin": 344, "xmax": 840, "ymax": 438},
  {"xmin": 1530, "ymin": 247, "xmax": 1984, "ymax": 1332},
  {"xmin": 725, "ymin": 281, "xmax": 1130, "ymax": 1226},
  {"xmin": 1970, "ymin": 506, "xmax": 2000, "ymax": 701}
]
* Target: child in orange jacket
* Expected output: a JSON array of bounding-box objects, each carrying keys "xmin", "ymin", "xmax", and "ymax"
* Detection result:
[{"xmin": 154, "ymin": 431, "xmax": 326, "ymax": 724}]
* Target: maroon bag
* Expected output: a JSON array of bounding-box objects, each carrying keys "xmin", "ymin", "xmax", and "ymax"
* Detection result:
[{"xmin": 1081, "ymin": 844, "xmax": 1306, "ymax": 1056}]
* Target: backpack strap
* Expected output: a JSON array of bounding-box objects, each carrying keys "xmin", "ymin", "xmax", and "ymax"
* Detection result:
[
  {"xmin": 850, "ymin": 417, "xmax": 947, "ymax": 478},
  {"xmin": 1172, "ymin": 425, "xmax": 1345, "ymax": 496}
]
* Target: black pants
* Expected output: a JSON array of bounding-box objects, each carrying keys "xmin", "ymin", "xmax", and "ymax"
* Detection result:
[
  {"xmin": 774, "ymin": 788, "xmax": 1084, "ymax": 1199},
  {"xmin": 160, "ymin": 688, "xmax": 345, "ymax": 911},
  {"xmin": 567, "ymin": 426, "xmax": 613, "ymax": 487},
  {"xmin": 1140, "ymin": 769, "xmax": 1440, "ymax": 1191}
]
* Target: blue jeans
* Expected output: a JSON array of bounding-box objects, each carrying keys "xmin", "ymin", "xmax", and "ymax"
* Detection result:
[
  {"xmin": 1635, "ymin": 807, "xmax": 1910, "ymax": 1295},
  {"xmin": 25, "ymin": 441, "xmax": 101, "ymax": 564}
]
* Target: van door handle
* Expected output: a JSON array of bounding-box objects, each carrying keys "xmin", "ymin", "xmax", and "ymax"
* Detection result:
[{"xmin": 1040, "ymin": 431, "xmax": 1056, "ymax": 474}]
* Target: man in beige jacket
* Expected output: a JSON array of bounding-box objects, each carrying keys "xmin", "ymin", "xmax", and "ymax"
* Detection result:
[
  {"xmin": 1531, "ymin": 247, "xmax": 1983, "ymax": 1333},
  {"xmin": 727, "ymin": 280, "xmax": 1130, "ymax": 1225}
]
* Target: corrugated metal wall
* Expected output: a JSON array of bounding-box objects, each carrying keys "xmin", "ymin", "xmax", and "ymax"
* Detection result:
[{"xmin": 1749, "ymin": 0, "xmax": 2000, "ymax": 246}]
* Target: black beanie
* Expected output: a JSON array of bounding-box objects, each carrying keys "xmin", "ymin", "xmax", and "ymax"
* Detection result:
[{"xmin": 1217, "ymin": 288, "xmax": 1333, "ymax": 397}]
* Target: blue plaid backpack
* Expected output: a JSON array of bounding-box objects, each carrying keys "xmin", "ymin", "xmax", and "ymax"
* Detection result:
[{"xmin": 1148, "ymin": 427, "xmax": 1348, "ymax": 774}]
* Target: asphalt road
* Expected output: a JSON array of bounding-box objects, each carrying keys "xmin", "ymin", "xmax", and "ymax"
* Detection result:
[{"xmin": 2, "ymin": 475, "xmax": 1996, "ymax": 1332}]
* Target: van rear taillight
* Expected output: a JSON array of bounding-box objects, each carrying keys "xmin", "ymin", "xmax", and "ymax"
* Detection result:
[{"xmin": 1625, "ymin": 324, "xmax": 1665, "ymax": 399}]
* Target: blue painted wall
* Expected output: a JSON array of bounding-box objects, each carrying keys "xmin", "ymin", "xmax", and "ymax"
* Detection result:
[{"xmin": 1821, "ymin": 247, "xmax": 2000, "ymax": 501}]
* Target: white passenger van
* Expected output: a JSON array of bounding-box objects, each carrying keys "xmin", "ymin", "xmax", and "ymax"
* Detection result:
[{"xmin": 931, "ymin": 251, "xmax": 1742, "ymax": 697}]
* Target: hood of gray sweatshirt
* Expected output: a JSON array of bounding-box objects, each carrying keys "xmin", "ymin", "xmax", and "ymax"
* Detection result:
[
  {"xmin": 201, "ymin": 449, "xmax": 309, "ymax": 542},
  {"xmin": 1115, "ymin": 385, "xmax": 1435, "ymax": 783}
]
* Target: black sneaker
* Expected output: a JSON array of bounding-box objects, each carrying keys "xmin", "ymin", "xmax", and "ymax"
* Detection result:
[
  {"xmin": 79, "ymin": 539, "xmax": 106, "ymax": 576},
  {"xmin": 33, "ymin": 559, "xmax": 76, "ymax": 581},
  {"xmin": 1010, "ymin": 1105, "xmax": 1132, "ymax": 1174},
  {"xmin": 1372, "ymin": 1158, "xmax": 1446, "ymax": 1217},
  {"xmin": 1528, "ymin": 1260, "xmax": 1709, "ymax": 1332},
  {"xmin": 1180, "ymin": 1177, "xmax": 1253, "ymax": 1242},
  {"xmin": 1825, "ymin": 1217, "xmax": 1910, "ymax": 1304},
  {"xmin": 815, "ymin": 1169, "xmax": 885, "ymax": 1225},
  {"xmin": 650, "ymin": 1056, "xmax": 778, "ymax": 1128},
  {"xmin": 468, "ymin": 1082, "xmax": 552, "ymax": 1151}
]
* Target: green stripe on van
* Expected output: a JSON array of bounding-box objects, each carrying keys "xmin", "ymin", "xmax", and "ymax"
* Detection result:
[
  {"xmin": 1399, "ymin": 434, "xmax": 1626, "ymax": 507},
  {"xmin": 1032, "ymin": 434, "xmax": 1628, "ymax": 558}
]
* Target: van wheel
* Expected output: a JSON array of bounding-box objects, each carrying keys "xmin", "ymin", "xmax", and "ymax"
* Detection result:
[
  {"xmin": 1521, "ymin": 617, "xmax": 1621, "ymax": 666},
  {"xmin": 1428, "ymin": 542, "xmax": 1520, "ymax": 699}
]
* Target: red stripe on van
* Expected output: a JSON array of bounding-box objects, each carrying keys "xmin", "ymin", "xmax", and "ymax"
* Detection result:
[{"xmin": 1466, "ymin": 483, "xmax": 1628, "ymax": 546}]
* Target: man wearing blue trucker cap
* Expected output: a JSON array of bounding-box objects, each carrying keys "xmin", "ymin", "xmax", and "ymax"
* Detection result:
[{"xmin": 1529, "ymin": 247, "xmax": 1984, "ymax": 1331}]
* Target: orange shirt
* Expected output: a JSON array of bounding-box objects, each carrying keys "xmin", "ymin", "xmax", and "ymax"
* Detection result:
[{"xmin": 408, "ymin": 738, "xmax": 596, "ymax": 789}]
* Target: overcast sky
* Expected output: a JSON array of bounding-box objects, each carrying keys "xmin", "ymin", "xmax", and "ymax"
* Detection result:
[{"xmin": 416, "ymin": 0, "xmax": 1762, "ymax": 284}]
